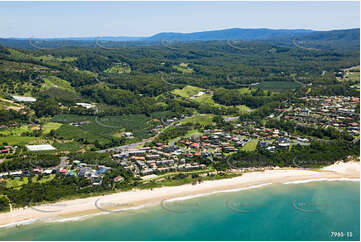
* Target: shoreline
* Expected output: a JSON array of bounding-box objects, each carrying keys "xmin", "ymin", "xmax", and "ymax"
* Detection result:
[{"xmin": 0, "ymin": 161, "xmax": 359, "ymax": 229}]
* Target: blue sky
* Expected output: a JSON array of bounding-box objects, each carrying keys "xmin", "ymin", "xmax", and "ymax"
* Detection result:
[{"xmin": 0, "ymin": 1, "xmax": 359, "ymax": 38}]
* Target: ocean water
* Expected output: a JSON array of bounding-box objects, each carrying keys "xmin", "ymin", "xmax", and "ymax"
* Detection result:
[{"xmin": 0, "ymin": 181, "xmax": 359, "ymax": 241}]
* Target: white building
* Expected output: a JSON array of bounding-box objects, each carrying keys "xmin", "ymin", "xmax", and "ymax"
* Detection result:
[
  {"xmin": 26, "ymin": 144, "xmax": 56, "ymax": 151},
  {"xmin": 12, "ymin": 96, "xmax": 36, "ymax": 102},
  {"xmin": 76, "ymin": 103, "xmax": 96, "ymax": 109}
]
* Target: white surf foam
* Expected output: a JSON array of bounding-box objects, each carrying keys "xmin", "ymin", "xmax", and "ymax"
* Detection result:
[
  {"xmin": 0, "ymin": 219, "xmax": 37, "ymax": 229},
  {"xmin": 283, "ymin": 178, "xmax": 360, "ymax": 184},
  {"xmin": 164, "ymin": 183, "xmax": 273, "ymax": 202}
]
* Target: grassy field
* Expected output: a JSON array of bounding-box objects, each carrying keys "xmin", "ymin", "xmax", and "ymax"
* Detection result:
[
  {"xmin": 42, "ymin": 122, "xmax": 63, "ymax": 134},
  {"xmin": 344, "ymin": 70, "xmax": 360, "ymax": 82},
  {"xmin": 0, "ymin": 125, "xmax": 33, "ymax": 136},
  {"xmin": 41, "ymin": 76, "xmax": 75, "ymax": 92},
  {"xmin": 52, "ymin": 113, "xmax": 159, "ymax": 144},
  {"xmin": 241, "ymin": 139, "xmax": 259, "ymax": 151},
  {"xmin": 0, "ymin": 98, "xmax": 23, "ymax": 111},
  {"xmin": 172, "ymin": 85, "xmax": 205, "ymax": 98},
  {"xmin": 191, "ymin": 93, "xmax": 251, "ymax": 113},
  {"xmin": 181, "ymin": 114, "xmax": 214, "ymax": 126},
  {"xmin": 53, "ymin": 141, "xmax": 81, "ymax": 152},
  {"xmin": 172, "ymin": 63, "xmax": 193, "ymax": 74},
  {"xmin": 0, "ymin": 136, "xmax": 38, "ymax": 145},
  {"xmin": 6, "ymin": 175, "xmax": 56, "ymax": 189},
  {"xmin": 36, "ymin": 55, "xmax": 77, "ymax": 63},
  {"xmin": 104, "ymin": 63, "xmax": 131, "ymax": 74},
  {"xmin": 238, "ymin": 88, "xmax": 252, "ymax": 94}
]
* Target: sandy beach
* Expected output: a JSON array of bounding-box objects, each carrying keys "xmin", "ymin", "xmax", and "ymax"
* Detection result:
[{"xmin": 0, "ymin": 161, "xmax": 359, "ymax": 228}]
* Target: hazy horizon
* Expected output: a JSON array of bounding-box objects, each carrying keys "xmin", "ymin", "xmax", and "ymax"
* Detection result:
[{"xmin": 0, "ymin": 1, "xmax": 359, "ymax": 38}]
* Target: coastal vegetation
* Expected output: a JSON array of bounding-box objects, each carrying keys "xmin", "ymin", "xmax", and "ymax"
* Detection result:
[{"xmin": 0, "ymin": 30, "xmax": 359, "ymax": 210}]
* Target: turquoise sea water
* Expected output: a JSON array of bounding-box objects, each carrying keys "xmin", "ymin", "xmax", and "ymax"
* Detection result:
[{"xmin": 0, "ymin": 181, "xmax": 359, "ymax": 241}]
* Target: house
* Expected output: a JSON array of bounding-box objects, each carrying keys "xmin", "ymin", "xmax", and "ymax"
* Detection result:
[
  {"xmin": 71, "ymin": 121, "xmax": 90, "ymax": 127},
  {"xmin": 33, "ymin": 168, "xmax": 43, "ymax": 173},
  {"xmin": 96, "ymin": 168, "xmax": 108, "ymax": 175},
  {"xmin": 0, "ymin": 148, "xmax": 9, "ymax": 154},
  {"xmin": 297, "ymin": 137, "xmax": 309, "ymax": 143},
  {"xmin": 141, "ymin": 168, "xmax": 154, "ymax": 176},
  {"xmin": 59, "ymin": 168, "xmax": 68, "ymax": 174},
  {"xmin": 43, "ymin": 169, "xmax": 53, "ymax": 175},
  {"xmin": 135, "ymin": 160, "xmax": 146, "ymax": 168},
  {"xmin": 278, "ymin": 143, "xmax": 290, "ymax": 149},
  {"xmin": 75, "ymin": 103, "xmax": 96, "ymax": 109},
  {"xmin": 265, "ymin": 146, "xmax": 276, "ymax": 152},
  {"xmin": 114, "ymin": 176, "xmax": 124, "ymax": 182},
  {"xmin": 91, "ymin": 175, "xmax": 102, "ymax": 185},
  {"xmin": 123, "ymin": 132, "xmax": 134, "ymax": 138},
  {"xmin": 258, "ymin": 141, "xmax": 270, "ymax": 148},
  {"xmin": 79, "ymin": 167, "xmax": 94, "ymax": 177}
]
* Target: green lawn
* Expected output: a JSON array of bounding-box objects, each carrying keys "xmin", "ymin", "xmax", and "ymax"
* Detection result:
[
  {"xmin": 237, "ymin": 105, "xmax": 252, "ymax": 113},
  {"xmin": 0, "ymin": 125, "xmax": 33, "ymax": 136},
  {"xmin": 172, "ymin": 63, "xmax": 193, "ymax": 74},
  {"xmin": 172, "ymin": 85, "xmax": 204, "ymax": 98},
  {"xmin": 104, "ymin": 63, "xmax": 131, "ymax": 74},
  {"xmin": 53, "ymin": 113, "xmax": 160, "ymax": 144},
  {"xmin": 42, "ymin": 76, "xmax": 75, "ymax": 92},
  {"xmin": 0, "ymin": 136, "xmax": 38, "ymax": 145},
  {"xmin": 181, "ymin": 114, "xmax": 214, "ymax": 126},
  {"xmin": 5, "ymin": 178, "xmax": 28, "ymax": 189},
  {"xmin": 53, "ymin": 141, "xmax": 82, "ymax": 152},
  {"xmin": 36, "ymin": 55, "xmax": 77, "ymax": 62},
  {"xmin": 6, "ymin": 175, "xmax": 56, "ymax": 189},
  {"xmin": 42, "ymin": 122, "xmax": 63, "ymax": 134},
  {"xmin": 192, "ymin": 93, "xmax": 251, "ymax": 113},
  {"xmin": 241, "ymin": 139, "xmax": 259, "ymax": 151},
  {"xmin": 345, "ymin": 72, "xmax": 360, "ymax": 82},
  {"xmin": 238, "ymin": 88, "xmax": 252, "ymax": 94}
]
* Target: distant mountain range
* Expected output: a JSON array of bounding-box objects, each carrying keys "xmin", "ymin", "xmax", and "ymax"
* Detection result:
[
  {"xmin": 0, "ymin": 28, "xmax": 359, "ymax": 49},
  {"xmin": 146, "ymin": 28, "xmax": 315, "ymax": 41}
]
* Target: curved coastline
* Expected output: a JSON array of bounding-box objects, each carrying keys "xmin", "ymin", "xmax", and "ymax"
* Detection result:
[{"xmin": 0, "ymin": 161, "xmax": 359, "ymax": 229}]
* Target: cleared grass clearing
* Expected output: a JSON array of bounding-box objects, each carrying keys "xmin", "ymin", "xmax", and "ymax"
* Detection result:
[
  {"xmin": 52, "ymin": 113, "xmax": 162, "ymax": 143},
  {"xmin": 0, "ymin": 125, "xmax": 35, "ymax": 136},
  {"xmin": 237, "ymin": 105, "xmax": 252, "ymax": 113},
  {"xmin": 41, "ymin": 76, "xmax": 75, "ymax": 92},
  {"xmin": 191, "ymin": 93, "xmax": 214, "ymax": 103},
  {"xmin": 192, "ymin": 93, "xmax": 252, "ymax": 113},
  {"xmin": 42, "ymin": 122, "xmax": 63, "ymax": 134},
  {"xmin": 238, "ymin": 88, "xmax": 252, "ymax": 94},
  {"xmin": 6, "ymin": 175, "xmax": 56, "ymax": 189},
  {"xmin": 172, "ymin": 63, "xmax": 193, "ymax": 74},
  {"xmin": 53, "ymin": 141, "xmax": 81, "ymax": 151},
  {"xmin": 0, "ymin": 98, "xmax": 23, "ymax": 111},
  {"xmin": 345, "ymin": 72, "xmax": 360, "ymax": 82},
  {"xmin": 181, "ymin": 114, "xmax": 214, "ymax": 126},
  {"xmin": 241, "ymin": 139, "xmax": 259, "ymax": 151},
  {"xmin": 172, "ymin": 85, "xmax": 205, "ymax": 98},
  {"xmin": 36, "ymin": 55, "xmax": 77, "ymax": 62},
  {"xmin": 104, "ymin": 63, "xmax": 131, "ymax": 74},
  {"xmin": 0, "ymin": 136, "xmax": 37, "ymax": 145}
]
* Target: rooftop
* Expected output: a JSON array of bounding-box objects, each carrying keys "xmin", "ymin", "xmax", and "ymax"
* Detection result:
[{"xmin": 26, "ymin": 144, "xmax": 56, "ymax": 151}]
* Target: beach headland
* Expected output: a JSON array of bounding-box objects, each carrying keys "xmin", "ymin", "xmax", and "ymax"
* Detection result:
[{"xmin": 0, "ymin": 161, "xmax": 359, "ymax": 228}]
